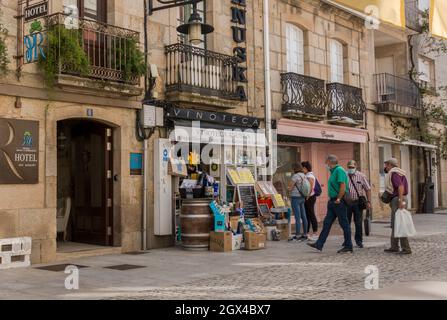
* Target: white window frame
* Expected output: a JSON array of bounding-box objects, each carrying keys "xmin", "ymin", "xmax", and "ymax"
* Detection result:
[
  {"xmin": 286, "ymin": 24, "xmax": 304, "ymax": 74},
  {"xmin": 330, "ymin": 39, "xmax": 344, "ymax": 83}
]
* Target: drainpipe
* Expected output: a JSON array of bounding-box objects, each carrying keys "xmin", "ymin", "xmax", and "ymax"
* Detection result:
[
  {"xmin": 263, "ymin": 0, "xmax": 273, "ymax": 179},
  {"xmin": 143, "ymin": 138, "xmax": 148, "ymax": 251}
]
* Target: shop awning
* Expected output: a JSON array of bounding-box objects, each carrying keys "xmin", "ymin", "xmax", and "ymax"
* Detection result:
[
  {"xmin": 277, "ymin": 119, "xmax": 368, "ymax": 144},
  {"xmin": 377, "ymin": 136, "xmax": 438, "ymax": 150}
]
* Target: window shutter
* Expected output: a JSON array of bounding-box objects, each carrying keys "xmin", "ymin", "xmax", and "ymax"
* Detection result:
[
  {"xmin": 286, "ymin": 24, "xmax": 304, "ymax": 74},
  {"xmin": 330, "ymin": 39, "xmax": 343, "ymax": 83}
]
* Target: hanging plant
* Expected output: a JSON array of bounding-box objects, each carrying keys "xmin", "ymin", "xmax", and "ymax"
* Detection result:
[
  {"xmin": 38, "ymin": 24, "xmax": 91, "ymax": 88},
  {"xmin": 116, "ymin": 37, "xmax": 147, "ymax": 83},
  {"xmin": 0, "ymin": 10, "xmax": 9, "ymax": 74}
]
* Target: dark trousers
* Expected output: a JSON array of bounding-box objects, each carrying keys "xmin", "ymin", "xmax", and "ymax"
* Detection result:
[
  {"xmin": 316, "ymin": 200, "xmax": 353, "ymax": 250},
  {"xmin": 347, "ymin": 202, "xmax": 363, "ymax": 246},
  {"xmin": 305, "ymin": 195, "xmax": 318, "ymax": 233},
  {"xmin": 390, "ymin": 196, "xmax": 411, "ymax": 252}
]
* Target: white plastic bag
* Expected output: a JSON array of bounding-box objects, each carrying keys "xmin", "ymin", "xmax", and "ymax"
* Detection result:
[{"xmin": 394, "ymin": 209, "xmax": 417, "ymax": 238}]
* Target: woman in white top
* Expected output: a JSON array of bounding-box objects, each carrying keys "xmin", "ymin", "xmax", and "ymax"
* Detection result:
[{"xmin": 302, "ymin": 161, "xmax": 319, "ymax": 240}]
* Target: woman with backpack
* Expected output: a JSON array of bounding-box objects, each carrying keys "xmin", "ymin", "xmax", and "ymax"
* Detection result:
[
  {"xmin": 288, "ymin": 163, "xmax": 310, "ymax": 242},
  {"xmin": 302, "ymin": 161, "xmax": 320, "ymax": 241}
]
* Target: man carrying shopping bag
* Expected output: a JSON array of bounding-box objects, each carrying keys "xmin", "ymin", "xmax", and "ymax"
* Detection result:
[{"xmin": 383, "ymin": 158, "xmax": 412, "ymax": 255}]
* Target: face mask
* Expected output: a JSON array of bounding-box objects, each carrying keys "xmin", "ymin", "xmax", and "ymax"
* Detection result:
[
  {"xmin": 348, "ymin": 169, "xmax": 356, "ymax": 175},
  {"xmin": 326, "ymin": 165, "xmax": 332, "ymax": 172},
  {"xmin": 384, "ymin": 167, "xmax": 389, "ymax": 174}
]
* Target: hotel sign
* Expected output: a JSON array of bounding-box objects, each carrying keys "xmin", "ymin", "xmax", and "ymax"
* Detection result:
[
  {"xmin": 0, "ymin": 119, "xmax": 39, "ymax": 184},
  {"xmin": 24, "ymin": 1, "xmax": 48, "ymax": 22}
]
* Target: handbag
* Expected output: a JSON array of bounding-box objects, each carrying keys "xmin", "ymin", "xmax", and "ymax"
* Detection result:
[
  {"xmin": 330, "ymin": 181, "xmax": 354, "ymax": 206},
  {"xmin": 364, "ymin": 209, "xmax": 371, "ymax": 236},
  {"xmin": 349, "ymin": 175, "xmax": 368, "ymax": 210},
  {"xmin": 380, "ymin": 190, "xmax": 394, "ymax": 204}
]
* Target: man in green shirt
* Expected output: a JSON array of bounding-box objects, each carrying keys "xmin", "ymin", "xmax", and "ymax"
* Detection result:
[{"xmin": 308, "ymin": 155, "xmax": 353, "ymax": 253}]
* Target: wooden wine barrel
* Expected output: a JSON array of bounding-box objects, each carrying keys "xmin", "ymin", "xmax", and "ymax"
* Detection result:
[{"xmin": 180, "ymin": 199, "xmax": 213, "ymax": 251}]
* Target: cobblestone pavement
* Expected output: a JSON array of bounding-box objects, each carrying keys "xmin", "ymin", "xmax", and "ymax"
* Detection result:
[{"xmin": 116, "ymin": 234, "xmax": 447, "ymax": 300}]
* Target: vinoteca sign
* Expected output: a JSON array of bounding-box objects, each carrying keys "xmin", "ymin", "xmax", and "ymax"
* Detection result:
[{"xmin": 0, "ymin": 119, "xmax": 39, "ymax": 184}]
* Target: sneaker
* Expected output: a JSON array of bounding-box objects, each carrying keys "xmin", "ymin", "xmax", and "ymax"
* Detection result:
[
  {"xmin": 357, "ymin": 243, "xmax": 364, "ymax": 249},
  {"xmin": 337, "ymin": 247, "xmax": 354, "ymax": 254},
  {"xmin": 384, "ymin": 248, "xmax": 399, "ymax": 253},
  {"xmin": 288, "ymin": 236, "xmax": 299, "ymax": 242},
  {"xmin": 307, "ymin": 242, "xmax": 322, "ymax": 252},
  {"xmin": 398, "ymin": 250, "xmax": 412, "ymax": 255},
  {"xmin": 298, "ymin": 235, "xmax": 308, "ymax": 242}
]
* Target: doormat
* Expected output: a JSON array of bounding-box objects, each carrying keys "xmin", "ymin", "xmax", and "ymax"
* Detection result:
[
  {"xmin": 104, "ymin": 264, "xmax": 146, "ymax": 271},
  {"xmin": 36, "ymin": 264, "xmax": 89, "ymax": 272}
]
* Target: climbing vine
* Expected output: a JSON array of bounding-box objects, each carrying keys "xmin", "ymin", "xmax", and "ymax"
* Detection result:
[
  {"xmin": 0, "ymin": 9, "xmax": 9, "ymax": 74},
  {"xmin": 37, "ymin": 24, "xmax": 146, "ymax": 88},
  {"xmin": 37, "ymin": 25, "xmax": 91, "ymax": 88},
  {"xmin": 400, "ymin": 9, "xmax": 447, "ymax": 160}
]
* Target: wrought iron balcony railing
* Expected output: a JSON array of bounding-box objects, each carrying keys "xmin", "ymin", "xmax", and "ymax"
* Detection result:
[
  {"xmin": 374, "ymin": 73, "xmax": 421, "ymax": 109},
  {"xmin": 45, "ymin": 13, "xmax": 141, "ymax": 85},
  {"xmin": 165, "ymin": 43, "xmax": 239, "ymax": 100},
  {"xmin": 327, "ymin": 83, "xmax": 366, "ymax": 121},
  {"xmin": 281, "ymin": 73, "xmax": 327, "ymax": 116}
]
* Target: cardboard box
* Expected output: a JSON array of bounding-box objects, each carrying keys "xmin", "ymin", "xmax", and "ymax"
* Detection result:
[
  {"xmin": 275, "ymin": 219, "xmax": 290, "ymax": 240},
  {"xmin": 244, "ymin": 231, "xmax": 267, "ymax": 250},
  {"xmin": 210, "ymin": 232, "xmax": 233, "ymax": 252},
  {"xmin": 230, "ymin": 216, "xmax": 240, "ymax": 232},
  {"xmin": 265, "ymin": 226, "xmax": 277, "ymax": 241},
  {"xmin": 232, "ymin": 234, "xmax": 243, "ymax": 250}
]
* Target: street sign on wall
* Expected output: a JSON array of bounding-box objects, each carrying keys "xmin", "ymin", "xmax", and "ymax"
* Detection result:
[{"xmin": 0, "ymin": 119, "xmax": 39, "ymax": 184}]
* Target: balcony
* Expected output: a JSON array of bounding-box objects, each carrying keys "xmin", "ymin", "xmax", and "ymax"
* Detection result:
[
  {"xmin": 327, "ymin": 83, "xmax": 366, "ymax": 122},
  {"xmin": 42, "ymin": 13, "xmax": 143, "ymax": 96},
  {"xmin": 281, "ymin": 73, "xmax": 327, "ymax": 120},
  {"xmin": 405, "ymin": 0, "xmax": 426, "ymax": 32},
  {"xmin": 165, "ymin": 43, "xmax": 241, "ymax": 109},
  {"xmin": 374, "ymin": 73, "xmax": 422, "ymax": 118}
]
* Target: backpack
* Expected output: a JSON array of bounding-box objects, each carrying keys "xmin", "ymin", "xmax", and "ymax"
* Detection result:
[
  {"xmin": 295, "ymin": 173, "xmax": 311, "ymax": 198},
  {"xmin": 314, "ymin": 178, "xmax": 322, "ymax": 197}
]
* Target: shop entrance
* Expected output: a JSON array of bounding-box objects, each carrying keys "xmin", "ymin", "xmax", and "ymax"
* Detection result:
[{"xmin": 57, "ymin": 119, "xmax": 114, "ymax": 247}]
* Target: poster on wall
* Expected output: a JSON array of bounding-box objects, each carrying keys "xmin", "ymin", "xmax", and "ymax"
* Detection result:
[{"xmin": 0, "ymin": 119, "xmax": 39, "ymax": 184}]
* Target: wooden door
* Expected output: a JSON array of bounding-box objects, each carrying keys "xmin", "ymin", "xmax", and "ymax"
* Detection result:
[
  {"xmin": 313, "ymin": 143, "xmax": 354, "ymax": 222},
  {"xmin": 71, "ymin": 122, "xmax": 113, "ymax": 246}
]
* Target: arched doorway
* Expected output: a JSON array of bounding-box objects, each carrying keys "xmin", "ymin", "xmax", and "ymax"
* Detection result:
[{"xmin": 57, "ymin": 119, "xmax": 114, "ymax": 247}]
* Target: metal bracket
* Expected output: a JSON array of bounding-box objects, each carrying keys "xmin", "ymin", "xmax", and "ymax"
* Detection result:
[{"xmin": 148, "ymin": 0, "xmax": 202, "ymax": 15}]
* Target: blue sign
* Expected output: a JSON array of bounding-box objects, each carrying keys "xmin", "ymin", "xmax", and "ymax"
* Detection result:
[
  {"xmin": 24, "ymin": 32, "xmax": 45, "ymax": 64},
  {"xmin": 130, "ymin": 153, "xmax": 143, "ymax": 175}
]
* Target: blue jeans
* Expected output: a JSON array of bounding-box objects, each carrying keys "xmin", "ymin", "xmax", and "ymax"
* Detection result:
[
  {"xmin": 291, "ymin": 196, "xmax": 308, "ymax": 236},
  {"xmin": 316, "ymin": 200, "xmax": 352, "ymax": 250}
]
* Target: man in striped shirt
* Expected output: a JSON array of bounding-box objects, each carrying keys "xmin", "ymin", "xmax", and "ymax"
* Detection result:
[{"xmin": 346, "ymin": 160, "xmax": 371, "ymax": 249}]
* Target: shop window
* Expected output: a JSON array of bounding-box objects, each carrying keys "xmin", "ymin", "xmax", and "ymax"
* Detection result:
[{"xmin": 272, "ymin": 146, "xmax": 301, "ymax": 203}]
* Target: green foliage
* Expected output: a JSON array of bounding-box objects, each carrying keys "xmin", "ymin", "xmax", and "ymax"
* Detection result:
[
  {"xmin": 0, "ymin": 10, "xmax": 9, "ymax": 74},
  {"xmin": 37, "ymin": 24, "xmax": 146, "ymax": 87},
  {"xmin": 38, "ymin": 25, "xmax": 91, "ymax": 88},
  {"xmin": 116, "ymin": 37, "xmax": 147, "ymax": 82}
]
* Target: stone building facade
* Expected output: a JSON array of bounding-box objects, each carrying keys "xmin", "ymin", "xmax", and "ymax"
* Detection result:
[
  {"xmin": 0, "ymin": 0, "xmax": 152, "ymax": 263},
  {"xmin": 1, "ymin": 0, "xmax": 446, "ymax": 265},
  {"xmin": 268, "ymin": 0, "xmax": 370, "ymax": 221}
]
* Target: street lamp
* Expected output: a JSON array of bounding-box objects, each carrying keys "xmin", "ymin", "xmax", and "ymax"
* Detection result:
[{"xmin": 176, "ymin": 3, "xmax": 214, "ymax": 45}]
